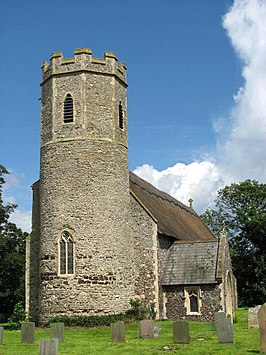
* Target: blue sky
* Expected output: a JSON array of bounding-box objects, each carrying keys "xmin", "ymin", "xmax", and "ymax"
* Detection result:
[{"xmin": 1, "ymin": 0, "xmax": 266, "ymax": 232}]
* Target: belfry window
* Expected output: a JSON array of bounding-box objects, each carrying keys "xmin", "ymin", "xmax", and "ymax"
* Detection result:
[
  {"xmin": 59, "ymin": 231, "xmax": 74, "ymax": 275},
  {"xmin": 184, "ymin": 288, "xmax": 201, "ymax": 315},
  {"xmin": 119, "ymin": 101, "xmax": 124, "ymax": 129},
  {"xmin": 63, "ymin": 94, "xmax": 74, "ymax": 123}
]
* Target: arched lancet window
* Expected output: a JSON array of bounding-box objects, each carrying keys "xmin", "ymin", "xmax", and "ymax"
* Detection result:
[
  {"xmin": 189, "ymin": 292, "xmax": 199, "ymax": 313},
  {"xmin": 184, "ymin": 288, "xmax": 201, "ymax": 314},
  {"xmin": 59, "ymin": 231, "xmax": 74, "ymax": 275},
  {"xmin": 119, "ymin": 101, "xmax": 124, "ymax": 129},
  {"xmin": 64, "ymin": 94, "xmax": 74, "ymax": 123}
]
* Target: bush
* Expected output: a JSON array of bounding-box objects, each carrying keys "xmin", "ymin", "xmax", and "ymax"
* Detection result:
[
  {"xmin": 129, "ymin": 299, "xmax": 156, "ymax": 320},
  {"xmin": 48, "ymin": 299, "xmax": 157, "ymax": 327},
  {"xmin": 0, "ymin": 322, "xmax": 20, "ymax": 330},
  {"xmin": 49, "ymin": 312, "xmax": 134, "ymax": 327},
  {"xmin": 7, "ymin": 302, "xmax": 26, "ymax": 325}
]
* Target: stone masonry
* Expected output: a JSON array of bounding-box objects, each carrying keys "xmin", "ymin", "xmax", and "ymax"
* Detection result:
[
  {"xmin": 130, "ymin": 193, "xmax": 158, "ymax": 309},
  {"xmin": 28, "ymin": 49, "xmax": 134, "ymax": 324}
]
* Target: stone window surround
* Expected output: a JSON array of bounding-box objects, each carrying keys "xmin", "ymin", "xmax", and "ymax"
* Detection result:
[
  {"xmin": 57, "ymin": 229, "xmax": 76, "ymax": 276},
  {"xmin": 63, "ymin": 93, "xmax": 74, "ymax": 124},
  {"xmin": 184, "ymin": 286, "xmax": 202, "ymax": 315}
]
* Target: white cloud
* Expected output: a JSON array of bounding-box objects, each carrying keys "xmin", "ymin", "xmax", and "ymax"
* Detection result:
[
  {"xmin": 9, "ymin": 209, "xmax": 32, "ymax": 233},
  {"xmin": 134, "ymin": 0, "xmax": 266, "ymax": 213},
  {"xmin": 2, "ymin": 169, "xmax": 32, "ymax": 232},
  {"xmin": 134, "ymin": 162, "xmax": 224, "ymax": 213},
  {"xmin": 3, "ymin": 171, "xmax": 20, "ymax": 191},
  {"xmin": 219, "ymin": 0, "xmax": 266, "ymax": 181}
]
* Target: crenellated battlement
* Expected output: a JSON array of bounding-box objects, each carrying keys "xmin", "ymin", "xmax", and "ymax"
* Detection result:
[{"xmin": 41, "ymin": 48, "xmax": 127, "ymax": 85}]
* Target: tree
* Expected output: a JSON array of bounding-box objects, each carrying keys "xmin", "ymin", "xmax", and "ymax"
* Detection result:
[
  {"xmin": 0, "ymin": 165, "xmax": 28, "ymax": 322},
  {"xmin": 201, "ymin": 180, "xmax": 266, "ymax": 307}
]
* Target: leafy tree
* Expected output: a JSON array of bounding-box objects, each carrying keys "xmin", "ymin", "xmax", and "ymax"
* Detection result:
[
  {"xmin": 201, "ymin": 180, "xmax": 266, "ymax": 307},
  {"xmin": 0, "ymin": 165, "xmax": 28, "ymax": 322}
]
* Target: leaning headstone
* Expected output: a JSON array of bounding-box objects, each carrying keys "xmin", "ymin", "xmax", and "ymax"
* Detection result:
[
  {"xmin": 216, "ymin": 317, "xmax": 234, "ymax": 343},
  {"xmin": 173, "ymin": 321, "xmax": 189, "ymax": 344},
  {"xmin": 21, "ymin": 322, "xmax": 35, "ymax": 344},
  {"xmin": 249, "ymin": 305, "xmax": 261, "ymax": 328},
  {"xmin": 110, "ymin": 321, "xmax": 125, "ymax": 342},
  {"xmin": 39, "ymin": 338, "xmax": 58, "ymax": 355},
  {"xmin": 214, "ymin": 311, "xmax": 226, "ymax": 329},
  {"xmin": 139, "ymin": 319, "xmax": 154, "ymax": 338},
  {"xmin": 258, "ymin": 303, "xmax": 266, "ymax": 353},
  {"xmin": 50, "ymin": 322, "xmax": 64, "ymax": 343},
  {"xmin": 0, "ymin": 326, "xmax": 3, "ymax": 345}
]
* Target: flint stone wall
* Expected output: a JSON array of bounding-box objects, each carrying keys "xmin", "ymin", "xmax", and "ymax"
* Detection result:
[
  {"xmin": 165, "ymin": 284, "xmax": 221, "ymax": 322},
  {"xmin": 157, "ymin": 234, "xmax": 175, "ymax": 318},
  {"xmin": 130, "ymin": 194, "xmax": 158, "ymax": 309},
  {"xmin": 38, "ymin": 141, "xmax": 134, "ymax": 323}
]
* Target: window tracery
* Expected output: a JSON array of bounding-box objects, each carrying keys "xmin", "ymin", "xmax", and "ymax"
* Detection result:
[
  {"xmin": 184, "ymin": 287, "xmax": 201, "ymax": 315},
  {"xmin": 59, "ymin": 231, "xmax": 74, "ymax": 275}
]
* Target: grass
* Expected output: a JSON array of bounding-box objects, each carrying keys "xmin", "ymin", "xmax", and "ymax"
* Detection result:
[{"xmin": 0, "ymin": 308, "xmax": 260, "ymax": 354}]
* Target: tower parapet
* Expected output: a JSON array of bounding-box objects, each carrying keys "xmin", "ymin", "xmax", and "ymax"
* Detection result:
[{"xmin": 41, "ymin": 48, "xmax": 127, "ymax": 86}]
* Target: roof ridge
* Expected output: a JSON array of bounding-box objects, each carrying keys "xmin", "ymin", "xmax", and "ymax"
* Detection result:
[{"xmin": 129, "ymin": 171, "xmax": 198, "ymax": 217}]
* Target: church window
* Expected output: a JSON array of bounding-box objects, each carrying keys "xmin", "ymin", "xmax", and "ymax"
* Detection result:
[
  {"xmin": 59, "ymin": 231, "xmax": 74, "ymax": 275},
  {"xmin": 190, "ymin": 293, "xmax": 199, "ymax": 312},
  {"xmin": 184, "ymin": 288, "xmax": 201, "ymax": 315},
  {"xmin": 119, "ymin": 101, "xmax": 124, "ymax": 129},
  {"xmin": 64, "ymin": 94, "xmax": 74, "ymax": 123}
]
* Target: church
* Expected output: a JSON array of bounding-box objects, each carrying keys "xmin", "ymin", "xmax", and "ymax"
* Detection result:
[{"xmin": 26, "ymin": 48, "xmax": 237, "ymax": 325}]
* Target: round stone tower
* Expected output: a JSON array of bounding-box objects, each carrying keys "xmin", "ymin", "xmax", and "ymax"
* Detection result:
[{"xmin": 37, "ymin": 49, "xmax": 134, "ymax": 323}]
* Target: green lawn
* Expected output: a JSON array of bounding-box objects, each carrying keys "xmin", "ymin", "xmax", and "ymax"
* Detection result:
[{"xmin": 0, "ymin": 308, "xmax": 260, "ymax": 354}]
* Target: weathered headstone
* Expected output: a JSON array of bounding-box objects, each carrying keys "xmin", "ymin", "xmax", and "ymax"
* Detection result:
[
  {"xmin": 139, "ymin": 319, "xmax": 154, "ymax": 338},
  {"xmin": 214, "ymin": 311, "xmax": 226, "ymax": 330},
  {"xmin": 258, "ymin": 303, "xmax": 266, "ymax": 353},
  {"xmin": 21, "ymin": 322, "xmax": 35, "ymax": 344},
  {"xmin": 173, "ymin": 321, "xmax": 189, "ymax": 344},
  {"xmin": 50, "ymin": 322, "xmax": 64, "ymax": 343},
  {"xmin": 39, "ymin": 338, "xmax": 58, "ymax": 355},
  {"xmin": 110, "ymin": 321, "xmax": 125, "ymax": 342},
  {"xmin": 0, "ymin": 326, "xmax": 3, "ymax": 345},
  {"xmin": 216, "ymin": 317, "xmax": 234, "ymax": 343},
  {"xmin": 154, "ymin": 325, "xmax": 161, "ymax": 338},
  {"xmin": 249, "ymin": 305, "xmax": 261, "ymax": 328},
  {"xmin": 39, "ymin": 339, "xmax": 49, "ymax": 355}
]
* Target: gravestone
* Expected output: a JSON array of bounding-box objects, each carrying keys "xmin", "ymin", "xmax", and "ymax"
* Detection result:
[
  {"xmin": 0, "ymin": 326, "xmax": 3, "ymax": 345},
  {"xmin": 258, "ymin": 303, "xmax": 266, "ymax": 353},
  {"xmin": 139, "ymin": 319, "xmax": 154, "ymax": 338},
  {"xmin": 249, "ymin": 305, "xmax": 261, "ymax": 328},
  {"xmin": 173, "ymin": 321, "xmax": 189, "ymax": 344},
  {"xmin": 50, "ymin": 322, "xmax": 64, "ymax": 343},
  {"xmin": 216, "ymin": 317, "xmax": 234, "ymax": 343},
  {"xmin": 39, "ymin": 338, "xmax": 58, "ymax": 355},
  {"xmin": 214, "ymin": 311, "xmax": 226, "ymax": 329},
  {"xmin": 110, "ymin": 321, "xmax": 125, "ymax": 342},
  {"xmin": 21, "ymin": 322, "xmax": 35, "ymax": 344},
  {"xmin": 154, "ymin": 325, "xmax": 161, "ymax": 338}
]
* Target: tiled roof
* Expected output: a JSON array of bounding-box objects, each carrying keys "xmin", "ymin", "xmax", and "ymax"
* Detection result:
[{"xmin": 161, "ymin": 241, "xmax": 218, "ymax": 285}]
